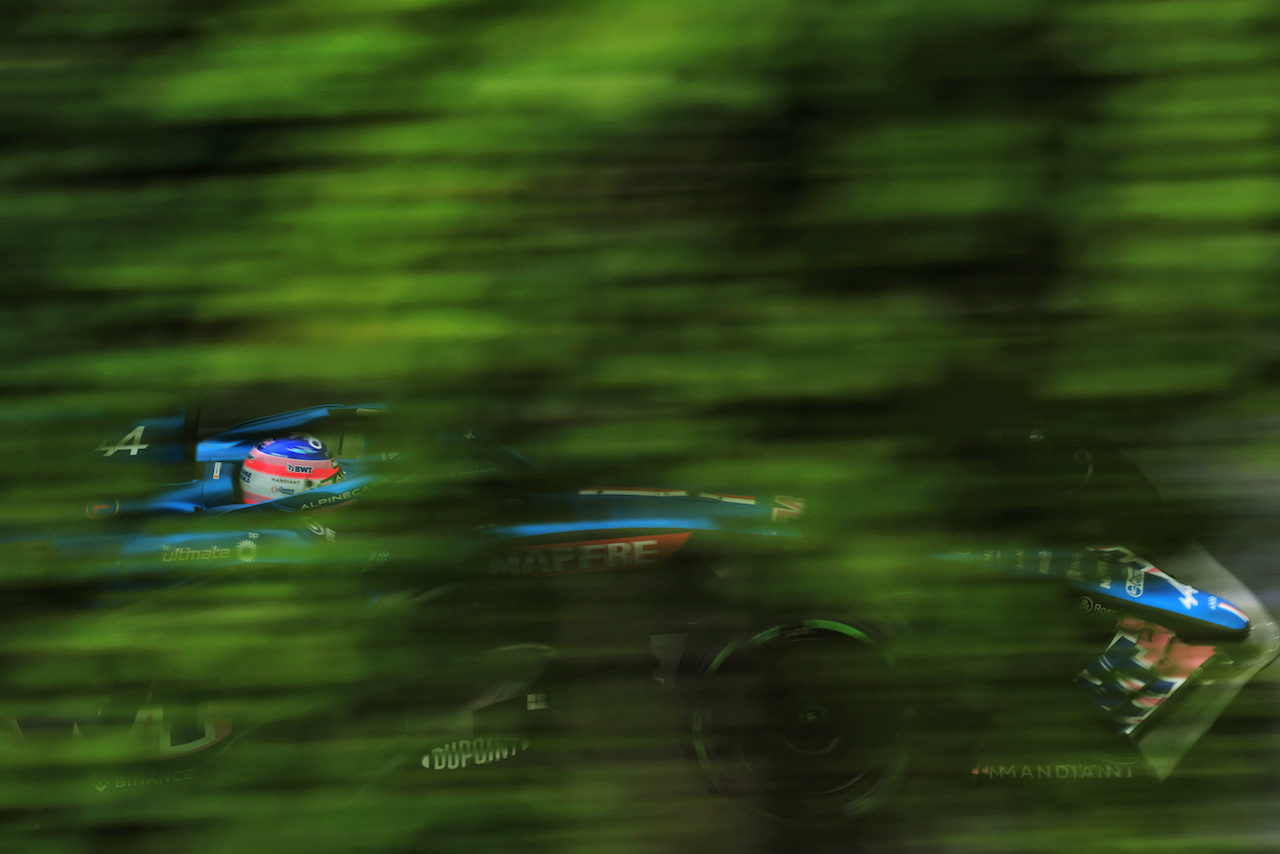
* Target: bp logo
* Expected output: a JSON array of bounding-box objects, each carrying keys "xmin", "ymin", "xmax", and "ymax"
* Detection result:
[{"xmin": 236, "ymin": 538, "xmax": 258, "ymax": 563}]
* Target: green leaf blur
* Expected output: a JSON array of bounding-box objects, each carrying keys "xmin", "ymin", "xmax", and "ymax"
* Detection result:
[{"xmin": 2, "ymin": 0, "xmax": 1279, "ymax": 851}]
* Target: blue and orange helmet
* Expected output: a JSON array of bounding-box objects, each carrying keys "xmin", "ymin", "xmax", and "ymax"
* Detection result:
[{"xmin": 240, "ymin": 435, "xmax": 342, "ymax": 504}]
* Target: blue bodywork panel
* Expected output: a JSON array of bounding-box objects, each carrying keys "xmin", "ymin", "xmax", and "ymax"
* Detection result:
[
  {"xmin": 4, "ymin": 406, "xmax": 804, "ymax": 609},
  {"xmin": 935, "ymin": 545, "xmax": 1251, "ymax": 641},
  {"xmin": 478, "ymin": 491, "xmax": 802, "ymax": 544},
  {"xmin": 0, "ymin": 405, "xmax": 393, "ymax": 607}
]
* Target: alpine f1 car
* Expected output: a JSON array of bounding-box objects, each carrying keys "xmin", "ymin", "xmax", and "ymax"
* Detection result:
[{"xmin": 2, "ymin": 404, "xmax": 1276, "ymax": 828}]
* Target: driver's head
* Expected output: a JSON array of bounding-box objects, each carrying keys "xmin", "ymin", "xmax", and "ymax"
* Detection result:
[{"xmin": 240, "ymin": 434, "xmax": 342, "ymax": 504}]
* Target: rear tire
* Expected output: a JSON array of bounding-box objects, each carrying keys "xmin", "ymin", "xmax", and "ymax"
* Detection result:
[{"xmin": 682, "ymin": 615, "xmax": 909, "ymax": 826}]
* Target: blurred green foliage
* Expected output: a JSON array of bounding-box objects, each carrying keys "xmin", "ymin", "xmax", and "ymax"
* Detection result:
[{"xmin": 2, "ymin": 0, "xmax": 1280, "ymax": 851}]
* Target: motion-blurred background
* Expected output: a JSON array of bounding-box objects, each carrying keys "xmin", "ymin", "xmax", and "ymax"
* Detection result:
[{"xmin": 2, "ymin": 0, "xmax": 1279, "ymax": 851}]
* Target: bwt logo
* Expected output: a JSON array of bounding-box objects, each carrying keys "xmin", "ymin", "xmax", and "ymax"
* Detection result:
[{"xmin": 287, "ymin": 464, "xmax": 314, "ymax": 474}]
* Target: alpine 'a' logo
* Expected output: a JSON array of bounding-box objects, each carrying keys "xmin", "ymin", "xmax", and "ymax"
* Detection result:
[{"xmin": 423, "ymin": 736, "xmax": 530, "ymax": 770}]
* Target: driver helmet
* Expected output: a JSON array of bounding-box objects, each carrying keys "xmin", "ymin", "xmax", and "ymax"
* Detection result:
[{"xmin": 240, "ymin": 434, "xmax": 342, "ymax": 504}]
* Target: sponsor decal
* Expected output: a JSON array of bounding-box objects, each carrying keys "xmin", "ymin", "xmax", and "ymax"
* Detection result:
[
  {"xmin": 771, "ymin": 495, "xmax": 807, "ymax": 522},
  {"xmin": 973, "ymin": 760, "xmax": 1136, "ymax": 781},
  {"xmin": 1038, "ymin": 550, "xmax": 1052, "ymax": 576},
  {"xmin": 93, "ymin": 767, "xmax": 196, "ymax": 793},
  {"xmin": 129, "ymin": 704, "xmax": 233, "ymax": 757},
  {"xmin": 422, "ymin": 736, "xmax": 530, "ymax": 770},
  {"xmin": 355, "ymin": 408, "xmax": 385, "ymax": 417},
  {"xmin": 96, "ymin": 426, "xmax": 150, "ymax": 457},
  {"xmin": 452, "ymin": 465, "xmax": 502, "ymax": 477},
  {"xmin": 1125, "ymin": 566, "xmax": 1145, "ymax": 598},
  {"xmin": 363, "ymin": 550, "xmax": 391, "ymax": 571},
  {"xmin": 287, "ymin": 463, "xmax": 314, "ymax": 474},
  {"xmin": 162, "ymin": 545, "xmax": 231, "ymax": 562},
  {"xmin": 1095, "ymin": 544, "xmax": 1199, "ymax": 609},
  {"xmin": 236, "ymin": 537, "xmax": 258, "ymax": 563},
  {"xmin": 1076, "ymin": 596, "xmax": 1118, "ymax": 618},
  {"xmin": 212, "ymin": 462, "xmax": 222, "ymax": 480},
  {"xmin": 301, "ymin": 518, "xmax": 336, "ymax": 542},
  {"xmin": 298, "ymin": 484, "xmax": 372, "ymax": 510},
  {"xmin": 85, "ymin": 499, "xmax": 119, "ymax": 520},
  {"xmin": 1092, "ymin": 554, "xmax": 1115, "ymax": 589},
  {"xmin": 1065, "ymin": 552, "xmax": 1083, "ymax": 581},
  {"xmin": 489, "ymin": 532, "xmax": 691, "ymax": 576}
]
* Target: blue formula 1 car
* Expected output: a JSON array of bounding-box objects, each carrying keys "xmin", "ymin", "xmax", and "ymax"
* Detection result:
[
  {"xmin": 3, "ymin": 404, "xmax": 1276, "ymax": 828},
  {"xmin": 0, "ymin": 404, "xmax": 404, "ymax": 778}
]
